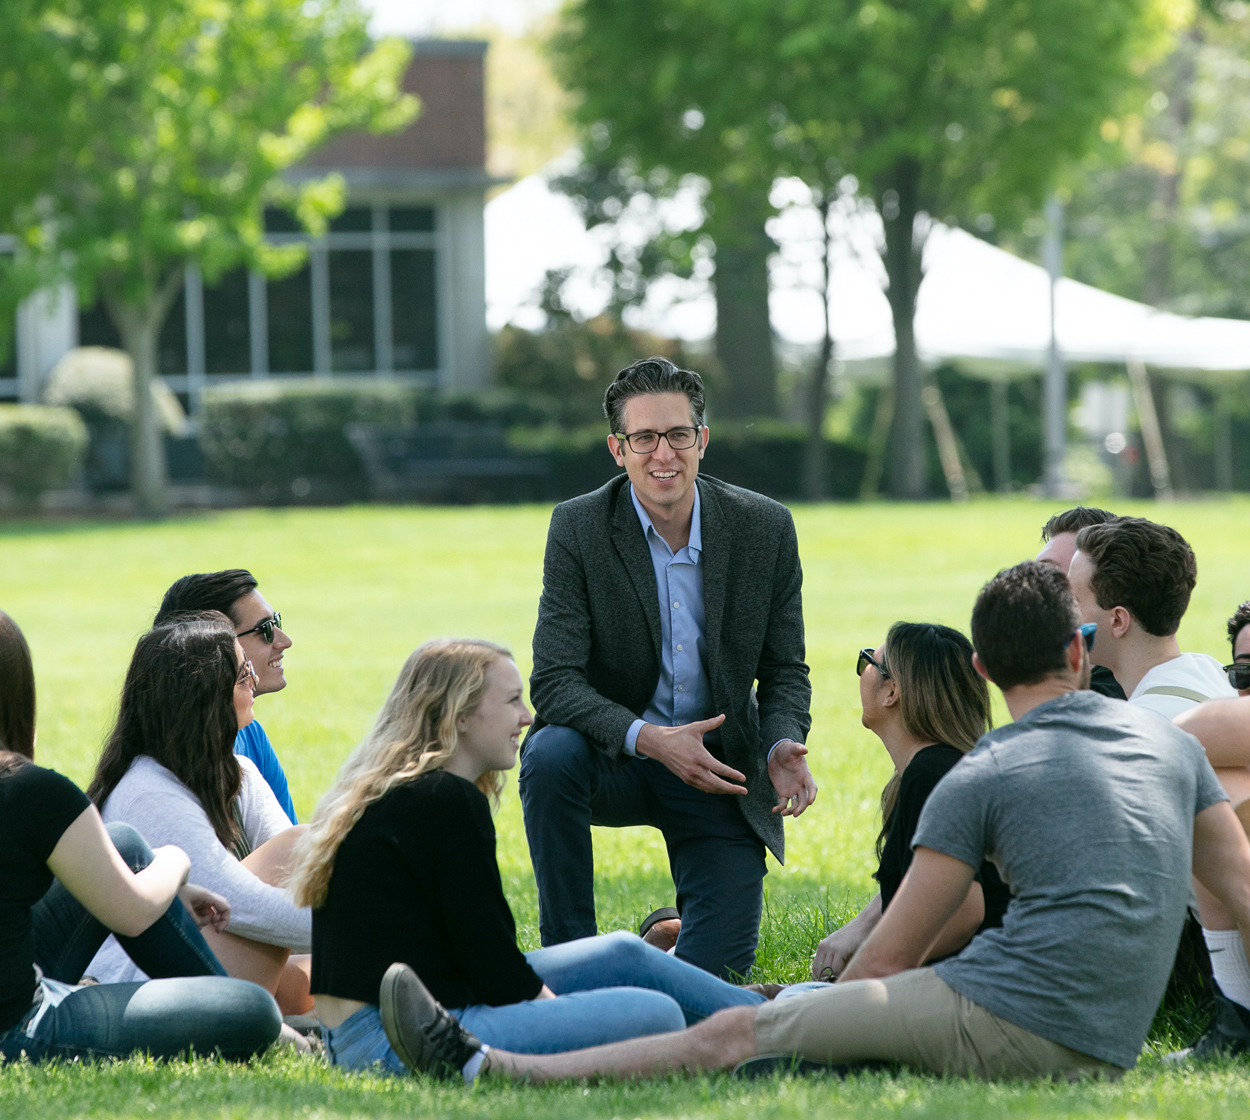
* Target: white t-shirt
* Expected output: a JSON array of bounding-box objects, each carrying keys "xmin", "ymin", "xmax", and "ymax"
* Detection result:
[
  {"xmin": 1128, "ymin": 653, "xmax": 1238, "ymax": 720},
  {"xmin": 84, "ymin": 754, "xmax": 310, "ymax": 985}
]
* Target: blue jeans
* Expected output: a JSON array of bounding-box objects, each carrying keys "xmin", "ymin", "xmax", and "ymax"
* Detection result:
[
  {"xmin": 0, "ymin": 822, "xmax": 281, "ymax": 1063},
  {"xmin": 520, "ymin": 725, "xmax": 767, "ymax": 981},
  {"xmin": 324, "ymin": 931, "xmax": 765, "ymax": 1073}
]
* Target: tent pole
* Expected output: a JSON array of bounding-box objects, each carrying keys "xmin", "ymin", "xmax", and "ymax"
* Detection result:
[
  {"xmin": 990, "ymin": 378, "xmax": 1011, "ymax": 492},
  {"xmin": 1214, "ymin": 384, "xmax": 1233, "ymax": 493},
  {"xmin": 1126, "ymin": 358, "xmax": 1174, "ymax": 500},
  {"xmin": 1042, "ymin": 195, "xmax": 1067, "ymax": 497}
]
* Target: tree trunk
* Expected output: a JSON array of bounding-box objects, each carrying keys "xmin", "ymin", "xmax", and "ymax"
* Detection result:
[
  {"xmin": 106, "ymin": 271, "xmax": 184, "ymax": 517},
  {"xmin": 712, "ymin": 188, "xmax": 776, "ymax": 419},
  {"xmin": 803, "ymin": 195, "xmax": 834, "ymax": 502},
  {"xmin": 879, "ymin": 159, "xmax": 927, "ymax": 499}
]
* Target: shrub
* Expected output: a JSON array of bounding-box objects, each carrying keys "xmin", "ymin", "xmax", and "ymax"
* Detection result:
[{"xmin": 0, "ymin": 405, "xmax": 89, "ymax": 509}]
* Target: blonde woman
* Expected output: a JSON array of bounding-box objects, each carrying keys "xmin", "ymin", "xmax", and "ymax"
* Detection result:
[
  {"xmin": 289, "ymin": 638, "xmax": 765, "ymax": 1074},
  {"xmin": 811, "ymin": 622, "xmax": 1011, "ymax": 981}
]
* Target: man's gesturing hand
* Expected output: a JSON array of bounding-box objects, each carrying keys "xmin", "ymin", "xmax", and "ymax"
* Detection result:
[
  {"xmin": 635, "ymin": 715, "xmax": 747, "ymax": 795},
  {"xmin": 768, "ymin": 740, "xmax": 817, "ymax": 817}
]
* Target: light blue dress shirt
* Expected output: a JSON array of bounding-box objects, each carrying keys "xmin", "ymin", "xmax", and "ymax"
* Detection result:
[{"xmin": 623, "ymin": 485, "xmax": 714, "ymax": 755}]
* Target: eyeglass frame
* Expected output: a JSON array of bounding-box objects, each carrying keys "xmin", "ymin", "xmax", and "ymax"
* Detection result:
[
  {"xmin": 235, "ymin": 659, "xmax": 259, "ymax": 690},
  {"xmin": 236, "ymin": 612, "xmax": 282, "ymax": 644},
  {"xmin": 1224, "ymin": 660, "xmax": 1250, "ymax": 691},
  {"xmin": 856, "ymin": 647, "xmax": 890, "ymax": 679},
  {"xmin": 1066, "ymin": 622, "xmax": 1098, "ymax": 653},
  {"xmin": 612, "ymin": 426, "xmax": 705, "ymax": 455}
]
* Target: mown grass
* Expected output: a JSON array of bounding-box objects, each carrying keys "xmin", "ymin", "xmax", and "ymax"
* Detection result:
[{"xmin": 1, "ymin": 495, "xmax": 1248, "ymax": 1117}]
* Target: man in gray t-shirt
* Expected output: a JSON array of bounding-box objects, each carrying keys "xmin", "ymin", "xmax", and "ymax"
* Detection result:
[
  {"xmin": 915, "ymin": 688, "xmax": 1225, "ymax": 1067},
  {"xmin": 427, "ymin": 561, "xmax": 1250, "ymax": 1085}
]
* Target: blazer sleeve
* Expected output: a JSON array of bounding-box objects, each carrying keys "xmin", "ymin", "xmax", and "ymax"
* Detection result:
[
  {"xmin": 529, "ymin": 505, "xmax": 641, "ymax": 757},
  {"xmin": 753, "ymin": 508, "xmax": 812, "ymax": 751}
]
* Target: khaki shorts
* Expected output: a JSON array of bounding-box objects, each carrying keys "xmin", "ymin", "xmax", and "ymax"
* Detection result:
[{"xmin": 754, "ymin": 967, "xmax": 1118, "ymax": 1081}]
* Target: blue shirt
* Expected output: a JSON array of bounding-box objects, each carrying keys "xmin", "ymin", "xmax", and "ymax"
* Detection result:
[
  {"xmin": 624, "ymin": 485, "xmax": 714, "ymax": 754},
  {"xmin": 234, "ymin": 720, "xmax": 298, "ymax": 824}
]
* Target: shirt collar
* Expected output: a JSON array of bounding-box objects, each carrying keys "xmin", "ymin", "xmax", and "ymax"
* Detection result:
[{"xmin": 630, "ymin": 483, "xmax": 701, "ymax": 559}]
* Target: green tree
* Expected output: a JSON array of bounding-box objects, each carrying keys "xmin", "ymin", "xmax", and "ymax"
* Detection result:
[
  {"xmin": 553, "ymin": 0, "xmax": 1166, "ymax": 495},
  {"xmin": 0, "ymin": 0, "xmax": 416, "ymax": 514}
]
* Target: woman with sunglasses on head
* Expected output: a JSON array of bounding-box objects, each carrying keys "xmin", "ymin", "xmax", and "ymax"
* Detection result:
[
  {"xmin": 811, "ymin": 622, "xmax": 1011, "ymax": 982},
  {"xmin": 84, "ymin": 612, "xmax": 313, "ymax": 1023},
  {"xmin": 288, "ymin": 639, "xmax": 769, "ymax": 1077},
  {"xmin": 0, "ymin": 610, "xmax": 281, "ymax": 1063}
]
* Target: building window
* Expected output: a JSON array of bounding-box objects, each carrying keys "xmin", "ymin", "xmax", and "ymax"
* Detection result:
[
  {"xmin": 390, "ymin": 207, "xmax": 435, "ymax": 232},
  {"xmin": 268, "ymin": 263, "xmax": 314, "ymax": 373},
  {"xmin": 329, "ymin": 249, "xmax": 375, "ymax": 372},
  {"xmin": 391, "ymin": 249, "xmax": 437, "ymax": 371},
  {"xmin": 78, "ymin": 297, "xmax": 186, "ymax": 374},
  {"xmin": 329, "ymin": 207, "xmax": 373, "ymax": 232},
  {"xmin": 204, "ymin": 268, "xmax": 250, "ymax": 374}
]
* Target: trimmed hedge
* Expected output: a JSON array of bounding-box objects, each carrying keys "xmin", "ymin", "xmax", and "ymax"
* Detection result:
[{"xmin": 0, "ymin": 405, "xmax": 89, "ymax": 509}]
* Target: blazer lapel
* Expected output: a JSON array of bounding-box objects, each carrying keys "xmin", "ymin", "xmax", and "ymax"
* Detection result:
[
  {"xmin": 697, "ymin": 477, "xmax": 727, "ymax": 683},
  {"xmin": 610, "ymin": 484, "xmax": 663, "ymax": 663}
]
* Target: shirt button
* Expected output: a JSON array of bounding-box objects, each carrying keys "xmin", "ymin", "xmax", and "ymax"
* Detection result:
[
  {"xmin": 677, "ymin": 685, "xmax": 684, "ymax": 692},
  {"xmin": 676, "ymin": 644, "xmax": 683, "ymax": 651},
  {"xmin": 673, "ymin": 601, "xmax": 680, "ymax": 609}
]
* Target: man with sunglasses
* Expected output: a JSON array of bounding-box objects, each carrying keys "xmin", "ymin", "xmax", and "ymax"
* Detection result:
[
  {"xmin": 155, "ymin": 569, "xmax": 297, "ymax": 823},
  {"xmin": 520, "ymin": 357, "xmax": 814, "ymax": 982}
]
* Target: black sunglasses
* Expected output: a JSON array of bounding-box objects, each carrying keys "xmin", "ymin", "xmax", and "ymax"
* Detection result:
[
  {"xmin": 857, "ymin": 647, "xmax": 890, "ymax": 679},
  {"xmin": 1225, "ymin": 661, "xmax": 1250, "ymax": 692},
  {"xmin": 237, "ymin": 612, "xmax": 282, "ymax": 644}
]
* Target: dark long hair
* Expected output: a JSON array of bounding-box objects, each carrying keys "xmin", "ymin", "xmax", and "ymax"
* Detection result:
[
  {"xmin": 875, "ymin": 621, "xmax": 992, "ymax": 860},
  {"xmin": 89, "ymin": 612, "xmax": 243, "ymax": 851},
  {"xmin": 0, "ymin": 610, "xmax": 36, "ymax": 773}
]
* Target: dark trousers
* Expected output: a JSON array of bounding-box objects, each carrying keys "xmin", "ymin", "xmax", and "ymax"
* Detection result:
[
  {"xmin": 0, "ymin": 822, "xmax": 280, "ymax": 1063},
  {"xmin": 519, "ymin": 725, "xmax": 766, "ymax": 982}
]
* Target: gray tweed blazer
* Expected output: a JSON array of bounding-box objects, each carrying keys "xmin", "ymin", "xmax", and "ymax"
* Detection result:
[{"xmin": 528, "ymin": 472, "xmax": 811, "ymax": 861}]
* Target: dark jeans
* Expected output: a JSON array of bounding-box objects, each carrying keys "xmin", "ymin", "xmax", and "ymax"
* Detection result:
[
  {"xmin": 0, "ymin": 822, "xmax": 281, "ymax": 1063},
  {"xmin": 519, "ymin": 726, "xmax": 767, "ymax": 981}
]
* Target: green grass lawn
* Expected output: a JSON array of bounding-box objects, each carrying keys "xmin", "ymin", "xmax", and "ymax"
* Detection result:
[{"xmin": 2, "ymin": 495, "xmax": 1249, "ymax": 1118}]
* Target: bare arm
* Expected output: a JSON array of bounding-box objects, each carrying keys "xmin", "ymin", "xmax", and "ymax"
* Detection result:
[
  {"xmin": 925, "ymin": 879, "xmax": 984, "ymax": 960},
  {"xmin": 811, "ymin": 893, "xmax": 882, "ymax": 980},
  {"xmin": 838, "ymin": 848, "xmax": 976, "ymax": 983},
  {"xmin": 46, "ymin": 805, "xmax": 189, "ymax": 938},
  {"xmin": 1177, "ymin": 698, "xmax": 1250, "ymax": 768},
  {"xmin": 1192, "ymin": 801, "xmax": 1250, "ymax": 961}
]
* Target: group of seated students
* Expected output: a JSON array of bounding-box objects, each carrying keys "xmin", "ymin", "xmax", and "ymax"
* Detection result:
[{"xmin": 2, "ymin": 503, "xmax": 1250, "ymax": 1083}]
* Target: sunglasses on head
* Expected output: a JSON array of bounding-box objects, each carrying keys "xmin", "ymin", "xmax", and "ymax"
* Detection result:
[
  {"xmin": 1226, "ymin": 661, "xmax": 1250, "ymax": 691},
  {"xmin": 237, "ymin": 612, "xmax": 282, "ymax": 644},
  {"xmin": 856, "ymin": 647, "xmax": 890, "ymax": 679}
]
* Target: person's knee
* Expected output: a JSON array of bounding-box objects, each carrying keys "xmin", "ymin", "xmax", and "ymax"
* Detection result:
[
  {"xmin": 519, "ymin": 726, "xmax": 594, "ymax": 789},
  {"xmin": 222, "ymin": 979, "xmax": 283, "ymax": 1053},
  {"xmin": 623, "ymin": 989, "xmax": 686, "ymax": 1036},
  {"xmin": 104, "ymin": 821, "xmax": 154, "ymax": 871}
]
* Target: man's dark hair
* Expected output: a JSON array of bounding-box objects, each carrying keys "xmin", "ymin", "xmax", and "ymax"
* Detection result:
[
  {"xmin": 156, "ymin": 569, "xmax": 257, "ymax": 627},
  {"xmin": 1074, "ymin": 518, "xmax": 1197, "ymax": 637},
  {"xmin": 1230, "ymin": 602, "xmax": 1250, "ymax": 652},
  {"xmin": 1040, "ymin": 506, "xmax": 1118, "ymax": 542},
  {"xmin": 603, "ymin": 357, "xmax": 706, "ymax": 435},
  {"xmin": 971, "ymin": 561, "xmax": 1082, "ymax": 690}
]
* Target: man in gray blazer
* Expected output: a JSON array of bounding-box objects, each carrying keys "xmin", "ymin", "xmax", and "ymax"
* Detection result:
[{"xmin": 519, "ymin": 357, "xmax": 816, "ymax": 980}]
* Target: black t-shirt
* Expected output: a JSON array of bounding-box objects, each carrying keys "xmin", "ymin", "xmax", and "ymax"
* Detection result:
[
  {"xmin": 311, "ymin": 770, "xmax": 543, "ymax": 1011},
  {"xmin": 0, "ymin": 759, "xmax": 90, "ymax": 1034},
  {"xmin": 1090, "ymin": 665, "xmax": 1128, "ymax": 701},
  {"xmin": 874, "ymin": 744, "xmax": 1010, "ymax": 931}
]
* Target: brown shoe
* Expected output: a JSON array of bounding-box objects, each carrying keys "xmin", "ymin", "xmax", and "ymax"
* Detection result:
[
  {"xmin": 740, "ymin": 983, "xmax": 786, "ymax": 1000},
  {"xmin": 639, "ymin": 907, "xmax": 681, "ymax": 952}
]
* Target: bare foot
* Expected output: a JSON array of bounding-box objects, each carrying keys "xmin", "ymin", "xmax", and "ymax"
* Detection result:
[{"xmin": 642, "ymin": 918, "xmax": 681, "ymax": 952}]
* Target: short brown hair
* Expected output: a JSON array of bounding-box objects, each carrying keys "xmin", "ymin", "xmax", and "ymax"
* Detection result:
[
  {"xmin": 0, "ymin": 611, "xmax": 35, "ymax": 760},
  {"xmin": 1074, "ymin": 518, "xmax": 1197, "ymax": 638},
  {"xmin": 1230, "ymin": 602, "xmax": 1250, "ymax": 652},
  {"xmin": 1041, "ymin": 506, "xmax": 1118, "ymax": 542},
  {"xmin": 971, "ymin": 561, "xmax": 1082, "ymax": 690},
  {"xmin": 603, "ymin": 357, "xmax": 705, "ymax": 435}
]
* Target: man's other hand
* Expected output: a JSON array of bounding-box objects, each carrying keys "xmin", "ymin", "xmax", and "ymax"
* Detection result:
[
  {"xmin": 768, "ymin": 740, "xmax": 817, "ymax": 817},
  {"xmin": 635, "ymin": 715, "xmax": 747, "ymax": 795}
]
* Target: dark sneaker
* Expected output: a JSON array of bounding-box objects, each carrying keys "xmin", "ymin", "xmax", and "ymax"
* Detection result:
[
  {"xmin": 379, "ymin": 962, "xmax": 483, "ymax": 1079},
  {"xmin": 733, "ymin": 1054, "xmax": 895, "ymax": 1079},
  {"xmin": 1185, "ymin": 993, "xmax": 1250, "ymax": 1062}
]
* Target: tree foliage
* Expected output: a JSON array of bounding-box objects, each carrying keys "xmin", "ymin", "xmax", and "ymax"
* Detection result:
[{"xmin": 0, "ymin": 0, "xmax": 416, "ymax": 514}]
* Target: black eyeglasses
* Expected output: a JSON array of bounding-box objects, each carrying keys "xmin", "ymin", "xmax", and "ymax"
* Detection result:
[
  {"xmin": 613, "ymin": 426, "xmax": 703, "ymax": 454},
  {"xmin": 237, "ymin": 613, "xmax": 282, "ymax": 644},
  {"xmin": 857, "ymin": 647, "xmax": 890, "ymax": 679},
  {"xmin": 1225, "ymin": 661, "xmax": 1250, "ymax": 691},
  {"xmin": 1066, "ymin": 622, "xmax": 1097, "ymax": 652}
]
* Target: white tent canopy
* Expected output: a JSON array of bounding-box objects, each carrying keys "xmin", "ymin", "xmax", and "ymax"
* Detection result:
[{"xmin": 486, "ymin": 169, "xmax": 1250, "ymax": 375}]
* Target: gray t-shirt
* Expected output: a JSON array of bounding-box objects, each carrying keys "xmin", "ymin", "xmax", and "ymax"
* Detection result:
[{"xmin": 913, "ymin": 689, "xmax": 1227, "ymax": 1068}]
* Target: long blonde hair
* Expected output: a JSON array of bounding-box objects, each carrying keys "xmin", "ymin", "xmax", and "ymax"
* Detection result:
[
  {"xmin": 288, "ymin": 638, "xmax": 512, "ymax": 908},
  {"xmin": 874, "ymin": 621, "xmax": 991, "ymax": 860}
]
